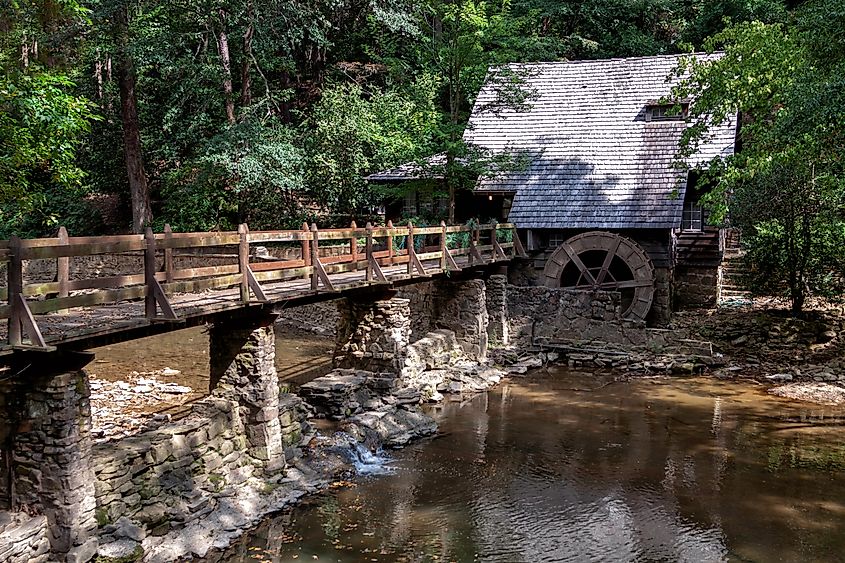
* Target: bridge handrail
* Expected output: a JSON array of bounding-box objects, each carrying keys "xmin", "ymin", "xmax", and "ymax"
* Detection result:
[{"xmin": 0, "ymin": 221, "xmax": 525, "ymax": 349}]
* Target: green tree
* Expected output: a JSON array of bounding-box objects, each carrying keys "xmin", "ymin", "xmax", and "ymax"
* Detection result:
[
  {"xmin": 0, "ymin": 1, "xmax": 96, "ymax": 229},
  {"xmin": 672, "ymin": 1, "xmax": 845, "ymax": 314}
]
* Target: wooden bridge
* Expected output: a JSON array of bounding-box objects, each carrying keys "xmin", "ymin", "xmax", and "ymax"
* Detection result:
[{"xmin": 0, "ymin": 221, "xmax": 525, "ymax": 356}]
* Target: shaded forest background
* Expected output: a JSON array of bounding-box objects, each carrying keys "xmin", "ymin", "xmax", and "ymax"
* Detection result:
[{"xmin": 2, "ymin": 0, "xmax": 798, "ymax": 237}]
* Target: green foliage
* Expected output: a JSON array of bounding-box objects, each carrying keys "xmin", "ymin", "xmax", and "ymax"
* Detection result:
[
  {"xmin": 0, "ymin": 0, "xmax": 794, "ymax": 236},
  {"xmin": 303, "ymin": 79, "xmax": 439, "ymax": 219},
  {"xmin": 0, "ymin": 1, "xmax": 97, "ymax": 228},
  {"xmin": 160, "ymin": 122, "xmax": 307, "ymax": 231},
  {"xmin": 672, "ymin": 0, "xmax": 845, "ymax": 313}
]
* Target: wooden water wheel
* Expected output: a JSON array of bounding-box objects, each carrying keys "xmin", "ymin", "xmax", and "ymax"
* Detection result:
[{"xmin": 543, "ymin": 231, "xmax": 655, "ymax": 321}]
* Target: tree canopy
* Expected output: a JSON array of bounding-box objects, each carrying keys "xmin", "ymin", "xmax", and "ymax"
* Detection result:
[
  {"xmin": 673, "ymin": 0, "xmax": 845, "ymax": 313},
  {"xmin": 1, "ymin": 0, "xmax": 797, "ymax": 237}
]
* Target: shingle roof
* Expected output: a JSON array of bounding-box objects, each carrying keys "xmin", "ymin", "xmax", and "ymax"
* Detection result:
[
  {"xmin": 466, "ymin": 54, "xmax": 736, "ymax": 230},
  {"xmin": 365, "ymin": 154, "xmax": 447, "ymax": 181}
]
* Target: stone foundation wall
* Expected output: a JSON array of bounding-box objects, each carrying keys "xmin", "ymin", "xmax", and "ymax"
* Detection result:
[
  {"xmin": 507, "ymin": 286, "xmax": 642, "ymax": 347},
  {"xmin": 397, "ymin": 282, "xmax": 436, "ymax": 341},
  {"xmin": 90, "ymin": 393, "xmax": 306, "ymax": 552},
  {"xmin": 335, "ymin": 297, "xmax": 412, "ymax": 372},
  {"xmin": 674, "ymin": 265, "xmax": 718, "ymax": 309},
  {"xmin": 0, "ymin": 513, "xmax": 51, "ymax": 563},
  {"xmin": 210, "ymin": 316, "xmax": 285, "ymax": 467},
  {"xmin": 276, "ymin": 301, "xmax": 339, "ymax": 336},
  {"xmin": 430, "ymin": 279, "xmax": 488, "ymax": 361},
  {"xmin": 485, "ymin": 274, "xmax": 508, "ymax": 346},
  {"xmin": 647, "ymin": 267, "xmax": 673, "ymax": 326}
]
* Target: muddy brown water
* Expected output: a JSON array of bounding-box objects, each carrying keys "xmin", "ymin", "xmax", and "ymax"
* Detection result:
[
  {"xmin": 89, "ymin": 326, "xmax": 335, "ymax": 392},
  {"xmin": 215, "ymin": 369, "xmax": 845, "ymax": 563}
]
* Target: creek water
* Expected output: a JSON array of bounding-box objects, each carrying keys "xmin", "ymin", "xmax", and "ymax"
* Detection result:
[{"xmin": 217, "ymin": 369, "xmax": 845, "ymax": 563}]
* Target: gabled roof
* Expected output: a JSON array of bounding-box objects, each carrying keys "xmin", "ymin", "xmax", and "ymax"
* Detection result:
[
  {"xmin": 366, "ymin": 154, "xmax": 447, "ymax": 181},
  {"xmin": 466, "ymin": 53, "xmax": 736, "ymax": 230}
]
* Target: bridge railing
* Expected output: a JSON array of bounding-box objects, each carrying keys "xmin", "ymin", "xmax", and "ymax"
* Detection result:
[{"xmin": 0, "ymin": 222, "xmax": 526, "ymax": 350}]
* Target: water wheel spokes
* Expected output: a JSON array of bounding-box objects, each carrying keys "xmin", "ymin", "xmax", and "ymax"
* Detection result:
[{"xmin": 543, "ymin": 231, "xmax": 656, "ymax": 321}]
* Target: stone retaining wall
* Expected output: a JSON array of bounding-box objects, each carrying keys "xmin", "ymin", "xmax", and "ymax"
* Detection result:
[
  {"xmin": 276, "ymin": 301, "xmax": 339, "ymax": 336},
  {"xmin": 0, "ymin": 513, "xmax": 50, "ymax": 563},
  {"xmin": 674, "ymin": 265, "xmax": 718, "ymax": 309},
  {"xmin": 507, "ymin": 285, "xmax": 640, "ymax": 346},
  {"xmin": 90, "ymin": 393, "xmax": 306, "ymax": 556}
]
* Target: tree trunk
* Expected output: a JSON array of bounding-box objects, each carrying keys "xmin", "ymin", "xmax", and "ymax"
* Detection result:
[
  {"xmin": 240, "ymin": 1, "xmax": 254, "ymax": 107},
  {"xmin": 117, "ymin": 10, "xmax": 152, "ymax": 233},
  {"xmin": 215, "ymin": 11, "xmax": 236, "ymax": 124}
]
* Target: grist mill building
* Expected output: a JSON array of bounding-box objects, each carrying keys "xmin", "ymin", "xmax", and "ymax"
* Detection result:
[{"xmin": 372, "ymin": 53, "xmax": 738, "ymax": 325}]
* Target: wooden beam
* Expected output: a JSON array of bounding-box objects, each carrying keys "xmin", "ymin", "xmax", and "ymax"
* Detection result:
[
  {"xmin": 150, "ymin": 278, "xmax": 179, "ymax": 321},
  {"xmin": 7, "ymin": 236, "xmax": 22, "ymax": 346},
  {"xmin": 164, "ymin": 224, "xmax": 174, "ymax": 283},
  {"xmin": 512, "ymin": 230, "xmax": 528, "ymax": 258},
  {"xmin": 366, "ymin": 223, "xmax": 387, "ymax": 282},
  {"xmin": 310, "ymin": 224, "xmax": 319, "ymax": 291},
  {"xmin": 246, "ymin": 266, "xmax": 269, "ymax": 302},
  {"xmin": 386, "ymin": 220, "xmax": 395, "ymax": 265},
  {"xmin": 144, "ymin": 228, "xmax": 157, "ymax": 319},
  {"xmin": 349, "ymin": 221, "xmax": 359, "ymax": 272},
  {"xmin": 15, "ymin": 295, "xmax": 48, "ymax": 349},
  {"xmin": 238, "ymin": 224, "xmax": 250, "ymax": 303},
  {"xmin": 440, "ymin": 221, "xmax": 448, "ymax": 270},
  {"xmin": 57, "ymin": 226, "xmax": 69, "ymax": 298},
  {"xmin": 491, "ymin": 226, "xmax": 508, "ymax": 261},
  {"xmin": 444, "ymin": 246, "xmax": 461, "ymax": 272}
]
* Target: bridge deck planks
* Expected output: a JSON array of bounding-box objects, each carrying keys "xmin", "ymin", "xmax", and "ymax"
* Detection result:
[{"xmin": 0, "ymin": 252, "xmax": 497, "ymax": 353}]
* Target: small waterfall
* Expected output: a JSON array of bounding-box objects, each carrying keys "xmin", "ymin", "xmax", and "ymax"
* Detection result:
[
  {"xmin": 349, "ymin": 441, "xmax": 393, "ymax": 475},
  {"xmin": 330, "ymin": 432, "xmax": 394, "ymax": 475}
]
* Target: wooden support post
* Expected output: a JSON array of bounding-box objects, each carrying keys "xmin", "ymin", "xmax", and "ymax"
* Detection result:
[
  {"xmin": 407, "ymin": 222, "xmax": 414, "ymax": 277},
  {"xmin": 513, "ymin": 229, "xmax": 528, "ymax": 258},
  {"xmin": 440, "ymin": 221, "xmax": 448, "ymax": 271},
  {"xmin": 57, "ymin": 226, "xmax": 69, "ymax": 298},
  {"xmin": 301, "ymin": 222, "xmax": 311, "ymax": 281},
  {"xmin": 350, "ymin": 221, "xmax": 358, "ymax": 271},
  {"xmin": 386, "ymin": 220, "xmax": 395, "ymax": 265},
  {"xmin": 310, "ymin": 223, "xmax": 319, "ymax": 291},
  {"xmin": 309, "ymin": 224, "xmax": 335, "ymax": 291},
  {"xmin": 144, "ymin": 227, "xmax": 157, "ymax": 318},
  {"xmin": 468, "ymin": 227, "xmax": 483, "ymax": 266},
  {"xmin": 164, "ymin": 223, "xmax": 174, "ymax": 283},
  {"xmin": 8, "ymin": 236, "xmax": 23, "ymax": 346},
  {"xmin": 363, "ymin": 222, "xmax": 387, "ymax": 282},
  {"xmin": 365, "ymin": 222, "xmax": 374, "ymax": 282},
  {"xmin": 238, "ymin": 224, "xmax": 250, "ymax": 303},
  {"xmin": 491, "ymin": 224, "xmax": 507, "ymax": 261}
]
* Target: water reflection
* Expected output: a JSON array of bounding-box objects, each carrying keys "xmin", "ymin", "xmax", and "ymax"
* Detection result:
[{"xmin": 216, "ymin": 369, "xmax": 845, "ymax": 563}]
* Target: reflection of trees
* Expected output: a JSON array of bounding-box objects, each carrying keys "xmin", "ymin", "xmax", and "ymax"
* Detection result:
[{"xmin": 222, "ymin": 374, "xmax": 845, "ymax": 562}]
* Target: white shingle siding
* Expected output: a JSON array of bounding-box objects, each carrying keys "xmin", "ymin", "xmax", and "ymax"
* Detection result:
[{"xmin": 466, "ymin": 54, "xmax": 736, "ymax": 230}]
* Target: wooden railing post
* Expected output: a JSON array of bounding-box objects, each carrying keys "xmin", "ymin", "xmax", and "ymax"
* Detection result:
[
  {"xmin": 7, "ymin": 236, "xmax": 22, "ymax": 346},
  {"xmin": 440, "ymin": 220, "xmax": 448, "ymax": 271},
  {"xmin": 301, "ymin": 222, "xmax": 311, "ymax": 282},
  {"xmin": 350, "ymin": 221, "xmax": 358, "ymax": 271},
  {"xmin": 386, "ymin": 220, "xmax": 395, "ymax": 265},
  {"xmin": 238, "ymin": 224, "xmax": 250, "ymax": 303},
  {"xmin": 310, "ymin": 223, "xmax": 319, "ymax": 291},
  {"xmin": 57, "ymin": 226, "xmax": 69, "ymax": 298},
  {"xmin": 144, "ymin": 227, "xmax": 157, "ymax": 318},
  {"xmin": 407, "ymin": 221, "xmax": 415, "ymax": 277},
  {"xmin": 164, "ymin": 223, "xmax": 174, "ymax": 284},
  {"xmin": 365, "ymin": 222, "xmax": 374, "ymax": 282}
]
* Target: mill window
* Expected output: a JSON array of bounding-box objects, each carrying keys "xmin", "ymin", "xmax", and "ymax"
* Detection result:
[{"xmin": 681, "ymin": 201, "xmax": 703, "ymax": 232}]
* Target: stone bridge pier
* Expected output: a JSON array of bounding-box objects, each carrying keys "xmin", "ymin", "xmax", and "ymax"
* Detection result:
[
  {"xmin": 209, "ymin": 313, "xmax": 285, "ymax": 473},
  {"xmin": 334, "ymin": 277, "xmax": 494, "ymax": 375},
  {"xmin": 0, "ymin": 352, "xmax": 98, "ymax": 563}
]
